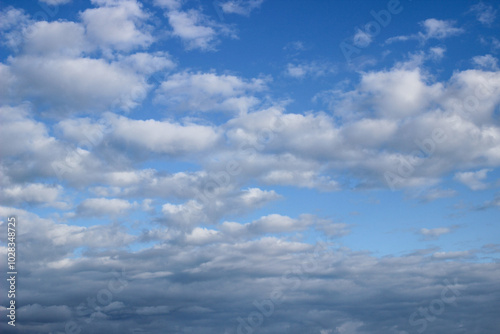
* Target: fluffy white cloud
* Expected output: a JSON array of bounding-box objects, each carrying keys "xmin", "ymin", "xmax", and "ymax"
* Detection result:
[
  {"xmin": 454, "ymin": 169, "xmax": 491, "ymax": 190},
  {"xmin": 161, "ymin": 187, "xmax": 281, "ymax": 228},
  {"xmin": 7, "ymin": 55, "xmax": 149, "ymax": 113},
  {"xmin": 81, "ymin": 0, "xmax": 153, "ymax": 51},
  {"xmin": 155, "ymin": 71, "xmax": 267, "ymax": 113},
  {"xmin": 420, "ymin": 18, "xmax": 464, "ymax": 40},
  {"xmin": 1, "ymin": 183, "xmax": 62, "ymax": 205},
  {"xmin": 22, "ymin": 20, "xmax": 88, "ymax": 56},
  {"xmin": 117, "ymin": 52, "xmax": 176, "ymax": 74},
  {"xmin": 357, "ymin": 68, "xmax": 443, "ymax": 119},
  {"xmin": 110, "ymin": 115, "xmax": 220, "ymax": 155},
  {"xmin": 166, "ymin": 8, "xmax": 235, "ymax": 51}
]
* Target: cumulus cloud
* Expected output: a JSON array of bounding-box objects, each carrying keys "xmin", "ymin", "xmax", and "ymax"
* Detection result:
[
  {"xmin": 81, "ymin": 0, "xmax": 154, "ymax": 51},
  {"xmin": 454, "ymin": 169, "xmax": 491, "ymax": 190},
  {"xmin": 164, "ymin": 5, "xmax": 236, "ymax": 51},
  {"xmin": 155, "ymin": 71, "xmax": 267, "ymax": 113},
  {"xmin": 419, "ymin": 18, "xmax": 464, "ymax": 39},
  {"xmin": 22, "ymin": 20, "xmax": 89, "ymax": 56},
  {"xmin": 6, "ymin": 55, "xmax": 150, "ymax": 113},
  {"xmin": 76, "ymin": 198, "xmax": 136, "ymax": 217},
  {"xmin": 0, "ymin": 183, "xmax": 63, "ymax": 206},
  {"xmin": 0, "ymin": 2, "xmax": 499, "ymax": 333},
  {"xmin": 0, "ymin": 208, "xmax": 498, "ymax": 334},
  {"xmin": 109, "ymin": 115, "xmax": 221, "ymax": 155}
]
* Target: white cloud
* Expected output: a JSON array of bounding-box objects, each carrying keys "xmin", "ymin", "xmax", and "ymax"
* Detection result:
[
  {"xmin": 285, "ymin": 61, "xmax": 336, "ymax": 79},
  {"xmin": 81, "ymin": 0, "xmax": 153, "ymax": 51},
  {"xmin": 454, "ymin": 169, "xmax": 491, "ymax": 190},
  {"xmin": 0, "ymin": 8, "xmax": 31, "ymax": 51},
  {"xmin": 221, "ymin": 214, "xmax": 312, "ymax": 237},
  {"xmin": 432, "ymin": 250, "xmax": 472, "ymax": 259},
  {"xmin": 418, "ymin": 226, "xmax": 456, "ymax": 239},
  {"xmin": 22, "ymin": 21, "xmax": 88, "ymax": 56},
  {"xmin": 39, "ymin": 0, "xmax": 72, "ymax": 4},
  {"xmin": 117, "ymin": 52, "xmax": 176, "ymax": 74},
  {"xmin": 219, "ymin": 0, "xmax": 264, "ymax": 16},
  {"xmin": 353, "ymin": 28, "xmax": 372, "ymax": 47},
  {"xmin": 110, "ymin": 115, "xmax": 220, "ymax": 155},
  {"xmin": 161, "ymin": 187, "xmax": 281, "ymax": 229},
  {"xmin": 153, "ymin": 0, "xmax": 182, "ymax": 10},
  {"xmin": 185, "ymin": 227, "xmax": 220, "ymax": 244},
  {"xmin": 166, "ymin": 8, "xmax": 235, "ymax": 51},
  {"xmin": 7, "ymin": 55, "xmax": 149, "ymax": 113},
  {"xmin": 429, "ymin": 46, "xmax": 446, "ymax": 60},
  {"xmin": 420, "ymin": 18, "xmax": 463, "ymax": 39},
  {"xmin": 386, "ymin": 18, "xmax": 464, "ymax": 44},
  {"xmin": 1, "ymin": 183, "xmax": 63, "ymax": 205},
  {"xmin": 472, "ymin": 54, "xmax": 499, "ymax": 71},
  {"xmin": 470, "ymin": 2, "xmax": 497, "ymax": 25},
  {"xmin": 76, "ymin": 197, "xmax": 135, "ymax": 216},
  {"xmin": 155, "ymin": 71, "xmax": 267, "ymax": 113},
  {"xmin": 354, "ymin": 68, "xmax": 443, "ymax": 118}
]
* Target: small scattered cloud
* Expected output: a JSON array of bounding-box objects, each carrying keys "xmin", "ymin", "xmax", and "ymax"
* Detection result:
[
  {"xmin": 218, "ymin": 0, "xmax": 264, "ymax": 16},
  {"xmin": 469, "ymin": 2, "xmax": 497, "ymax": 26},
  {"xmin": 285, "ymin": 61, "xmax": 336, "ymax": 79},
  {"xmin": 472, "ymin": 54, "xmax": 499, "ymax": 70},
  {"xmin": 429, "ymin": 46, "xmax": 446, "ymax": 60},
  {"xmin": 417, "ymin": 226, "xmax": 459, "ymax": 240},
  {"xmin": 165, "ymin": 7, "xmax": 236, "ymax": 51},
  {"xmin": 386, "ymin": 18, "xmax": 464, "ymax": 44},
  {"xmin": 454, "ymin": 169, "xmax": 491, "ymax": 190},
  {"xmin": 432, "ymin": 250, "xmax": 473, "ymax": 260},
  {"xmin": 475, "ymin": 194, "xmax": 500, "ymax": 210},
  {"xmin": 353, "ymin": 28, "xmax": 372, "ymax": 48},
  {"xmin": 420, "ymin": 18, "xmax": 464, "ymax": 39},
  {"xmin": 419, "ymin": 188, "xmax": 457, "ymax": 202},
  {"xmin": 284, "ymin": 40, "xmax": 305, "ymax": 52}
]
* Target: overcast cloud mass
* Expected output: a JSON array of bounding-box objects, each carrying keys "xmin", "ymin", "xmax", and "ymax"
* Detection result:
[{"xmin": 0, "ymin": 0, "xmax": 499, "ymax": 333}]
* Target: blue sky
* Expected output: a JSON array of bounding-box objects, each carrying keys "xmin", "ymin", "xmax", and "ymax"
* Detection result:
[{"xmin": 0, "ymin": 0, "xmax": 499, "ymax": 333}]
